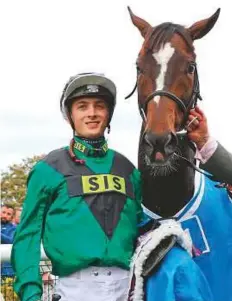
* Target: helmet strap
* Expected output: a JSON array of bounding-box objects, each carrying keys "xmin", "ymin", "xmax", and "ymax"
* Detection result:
[
  {"xmin": 107, "ymin": 124, "xmax": 111, "ymax": 134},
  {"xmin": 67, "ymin": 112, "xmax": 75, "ymax": 132}
]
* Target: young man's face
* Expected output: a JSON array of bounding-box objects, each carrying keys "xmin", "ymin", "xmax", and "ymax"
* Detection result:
[
  {"xmin": 70, "ymin": 97, "xmax": 109, "ymax": 138},
  {"xmin": 0, "ymin": 206, "xmax": 14, "ymax": 223}
]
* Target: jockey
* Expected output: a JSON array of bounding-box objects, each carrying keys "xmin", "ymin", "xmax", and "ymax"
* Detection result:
[{"xmin": 11, "ymin": 72, "xmax": 212, "ymax": 301}]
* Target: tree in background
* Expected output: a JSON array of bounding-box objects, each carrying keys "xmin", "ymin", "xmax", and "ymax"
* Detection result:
[
  {"xmin": 1, "ymin": 155, "xmax": 44, "ymax": 205},
  {"xmin": 1, "ymin": 154, "xmax": 54, "ymax": 301},
  {"xmin": 1, "ymin": 277, "xmax": 19, "ymax": 301}
]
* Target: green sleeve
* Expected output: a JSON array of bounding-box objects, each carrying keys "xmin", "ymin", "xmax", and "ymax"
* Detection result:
[
  {"xmin": 11, "ymin": 161, "xmax": 54, "ymax": 301},
  {"xmin": 131, "ymin": 168, "xmax": 143, "ymax": 224}
]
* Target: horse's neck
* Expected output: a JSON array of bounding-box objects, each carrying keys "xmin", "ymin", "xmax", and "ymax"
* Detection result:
[{"xmin": 140, "ymin": 142, "xmax": 195, "ymax": 218}]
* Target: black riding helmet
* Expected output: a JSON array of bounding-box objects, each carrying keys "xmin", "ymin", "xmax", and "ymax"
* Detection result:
[{"xmin": 60, "ymin": 72, "xmax": 117, "ymax": 129}]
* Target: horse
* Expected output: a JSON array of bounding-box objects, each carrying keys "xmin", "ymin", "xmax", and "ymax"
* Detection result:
[{"xmin": 127, "ymin": 7, "xmax": 232, "ymax": 301}]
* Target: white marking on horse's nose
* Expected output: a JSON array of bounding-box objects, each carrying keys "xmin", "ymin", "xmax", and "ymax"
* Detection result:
[{"xmin": 152, "ymin": 42, "xmax": 175, "ymax": 105}]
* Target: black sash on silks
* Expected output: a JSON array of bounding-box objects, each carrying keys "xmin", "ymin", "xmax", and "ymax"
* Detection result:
[{"xmin": 43, "ymin": 148, "xmax": 136, "ymax": 238}]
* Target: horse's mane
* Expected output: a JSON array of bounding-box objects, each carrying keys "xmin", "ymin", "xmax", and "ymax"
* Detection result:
[{"xmin": 145, "ymin": 22, "xmax": 194, "ymax": 51}]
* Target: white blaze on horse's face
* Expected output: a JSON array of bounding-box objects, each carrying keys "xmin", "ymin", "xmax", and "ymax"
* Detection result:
[{"xmin": 152, "ymin": 42, "xmax": 175, "ymax": 105}]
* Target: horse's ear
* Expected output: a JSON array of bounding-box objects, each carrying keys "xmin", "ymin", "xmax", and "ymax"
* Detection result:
[
  {"xmin": 128, "ymin": 6, "xmax": 152, "ymax": 38},
  {"xmin": 187, "ymin": 8, "xmax": 220, "ymax": 41}
]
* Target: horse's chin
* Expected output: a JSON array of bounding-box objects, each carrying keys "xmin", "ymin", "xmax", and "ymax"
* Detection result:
[{"xmin": 143, "ymin": 153, "xmax": 180, "ymax": 176}]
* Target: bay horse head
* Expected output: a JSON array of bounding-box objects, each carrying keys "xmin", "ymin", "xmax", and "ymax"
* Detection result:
[{"xmin": 128, "ymin": 7, "xmax": 220, "ymax": 176}]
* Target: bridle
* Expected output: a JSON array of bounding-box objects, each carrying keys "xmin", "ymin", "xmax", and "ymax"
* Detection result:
[
  {"xmin": 126, "ymin": 65, "xmax": 223, "ymax": 183},
  {"xmin": 125, "ymin": 25, "xmax": 226, "ymax": 184},
  {"xmin": 126, "ymin": 63, "xmax": 202, "ymax": 132},
  {"xmin": 126, "ymin": 26, "xmax": 202, "ymax": 131}
]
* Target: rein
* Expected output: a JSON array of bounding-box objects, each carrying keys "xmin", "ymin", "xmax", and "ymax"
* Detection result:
[{"xmin": 173, "ymin": 151, "xmax": 220, "ymax": 183}]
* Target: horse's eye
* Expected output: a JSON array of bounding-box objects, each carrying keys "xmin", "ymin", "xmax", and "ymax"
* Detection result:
[
  {"xmin": 136, "ymin": 64, "xmax": 141, "ymax": 73},
  {"xmin": 187, "ymin": 64, "xmax": 196, "ymax": 74}
]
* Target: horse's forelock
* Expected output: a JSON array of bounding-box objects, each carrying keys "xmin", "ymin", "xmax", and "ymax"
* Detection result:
[{"xmin": 144, "ymin": 23, "xmax": 194, "ymax": 52}]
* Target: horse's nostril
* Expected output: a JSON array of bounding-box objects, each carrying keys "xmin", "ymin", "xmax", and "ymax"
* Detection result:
[
  {"xmin": 164, "ymin": 132, "xmax": 178, "ymax": 156},
  {"xmin": 143, "ymin": 133, "xmax": 155, "ymax": 148},
  {"xmin": 142, "ymin": 131, "xmax": 177, "ymax": 159},
  {"xmin": 170, "ymin": 132, "xmax": 178, "ymax": 146}
]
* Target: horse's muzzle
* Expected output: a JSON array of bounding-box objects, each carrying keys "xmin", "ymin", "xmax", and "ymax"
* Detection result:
[{"xmin": 142, "ymin": 131, "xmax": 178, "ymax": 162}]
